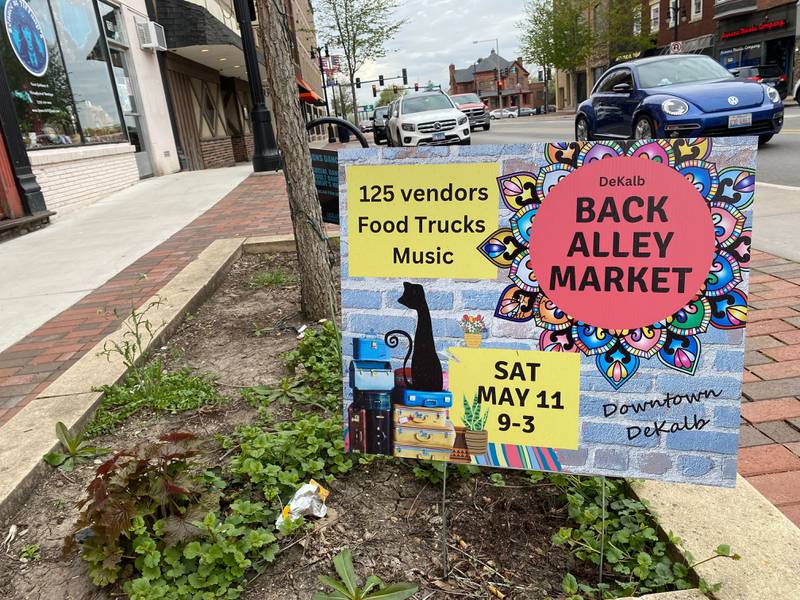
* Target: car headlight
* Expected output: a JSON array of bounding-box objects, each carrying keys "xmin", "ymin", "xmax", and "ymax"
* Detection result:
[
  {"xmin": 458, "ymin": 116, "xmax": 468, "ymax": 125},
  {"xmin": 401, "ymin": 123, "xmax": 416, "ymax": 132},
  {"xmin": 765, "ymin": 85, "xmax": 781, "ymax": 104},
  {"xmin": 661, "ymin": 98, "xmax": 689, "ymax": 116}
]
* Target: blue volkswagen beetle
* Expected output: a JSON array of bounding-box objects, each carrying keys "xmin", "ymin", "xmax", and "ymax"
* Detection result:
[{"xmin": 575, "ymin": 54, "xmax": 784, "ymax": 145}]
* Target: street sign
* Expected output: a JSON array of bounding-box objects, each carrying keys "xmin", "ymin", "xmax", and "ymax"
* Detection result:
[
  {"xmin": 339, "ymin": 138, "xmax": 758, "ymax": 487},
  {"xmin": 670, "ymin": 41, "xmax": 683, "ymax": 54}
]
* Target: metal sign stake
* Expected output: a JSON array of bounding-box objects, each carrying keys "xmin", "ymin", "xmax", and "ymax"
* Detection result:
[
  {"xmin": 442, "ymin": 461, "xmax": 449, "ymax": 580},
  {"xmin": 599, "ymin": 475, "xmax": 607, "ymax": 585}
]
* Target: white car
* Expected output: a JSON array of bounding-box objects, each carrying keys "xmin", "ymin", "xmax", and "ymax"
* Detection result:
[
  {"xmin": 386, "ymin": 91, "xmax": 471, "ymax": 146},
  {"xmin": 490, "ymin": 108, "xmax": 517, "ymax": 119}
]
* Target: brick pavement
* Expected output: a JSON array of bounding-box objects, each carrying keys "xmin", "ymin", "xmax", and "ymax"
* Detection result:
[
  {"xmin": 0, "ymin": 173, "xmax": 294, "ymax": 425},
  {"xmin": 1, "ymin": 173, "xmax": 800, "ymax": 526}
]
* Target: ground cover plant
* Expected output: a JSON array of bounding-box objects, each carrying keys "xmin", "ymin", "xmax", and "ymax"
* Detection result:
[{"xmin": 0, "ymin": 252, "xmax": 734, "ymax": 600}]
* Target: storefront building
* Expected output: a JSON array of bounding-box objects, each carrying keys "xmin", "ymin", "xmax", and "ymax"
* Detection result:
[
  {"xmin": 715, "ymin": 0, "xmax": 797, "ymax": 88},
  {"xmin": 0, "ymin": 0, "xmax": 179, "ymax": 218}
]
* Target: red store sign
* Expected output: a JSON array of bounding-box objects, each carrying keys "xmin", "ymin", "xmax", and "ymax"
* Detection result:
[{"xmin": 721, "ymin": 19, "xmax": 787, "ymax": 41}]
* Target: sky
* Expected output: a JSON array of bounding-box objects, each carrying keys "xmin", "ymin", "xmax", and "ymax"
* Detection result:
[{"xmin": 318, "ymin": 0, "xmax": 531, "ymax": 107}]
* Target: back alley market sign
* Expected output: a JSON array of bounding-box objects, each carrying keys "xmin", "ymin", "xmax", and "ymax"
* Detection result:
[{"xmin": 340, "ymin": 139, "xmax": 756, "ymax": 487}]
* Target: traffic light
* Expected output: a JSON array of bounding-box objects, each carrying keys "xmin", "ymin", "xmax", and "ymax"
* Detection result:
[
  {"xmin": 371, "ymin": 84, "xmax": 377, "ymax": 97},
  {"xmin": 379, "ymin": 74, "xmax": 384, "ymax": 86},
  {"xmin": 498, "ymin": 79, "xmax": 504, "ymax": 90},
  {"xmin": 414, "ymin": 82, "xmax": 419, "ymax": 92},
  {"xmin": 494, "ymin": 68, "xmax": 499, "ymax": 80},
  {"xmin": 393, "ymin": 84, "xmax": 398, "ymax": 93},
  {"xmin": 355, "ymin": 77, "xmax": 361, "ymax": 89},
  {"xmin": 402, "ymin": 68, "xmax": 408, "ymax": 85}
]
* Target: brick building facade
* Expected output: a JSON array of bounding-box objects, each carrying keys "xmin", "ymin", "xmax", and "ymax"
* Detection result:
[{"xmin": 449, "ymin": 50, "xmax": 542, "ymax": 110}]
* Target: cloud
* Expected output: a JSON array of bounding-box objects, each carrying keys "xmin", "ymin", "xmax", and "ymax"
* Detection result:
[{"xmin": 316, "ymin": 0, "xmax": 530, "ymax": 107}]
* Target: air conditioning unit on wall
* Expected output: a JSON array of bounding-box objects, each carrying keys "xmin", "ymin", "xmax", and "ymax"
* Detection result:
[{"xmin": 137, "ymin": 21, "xmax": 167, "ymax": 52}]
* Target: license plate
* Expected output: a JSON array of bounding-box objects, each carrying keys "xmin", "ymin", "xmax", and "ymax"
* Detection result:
[
  {"xmin": 728, "ymin": 113, "xmax": 752, "ymax": 129},
  {"xmin": 432, "ymin": 132, "xmax": 445, "ymax": 141}
]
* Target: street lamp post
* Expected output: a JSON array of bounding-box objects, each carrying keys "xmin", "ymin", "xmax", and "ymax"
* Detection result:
[
  {"xmin": 473, "ymin": 38, "xmax": 500, "ymax": 110},
  {"xmin": 311, "ymin": 45, "xmax": 337, "ymax": 143},
  {"xmin": 232, "ymin": 0, "xmax": 280, "ymax": 171}
]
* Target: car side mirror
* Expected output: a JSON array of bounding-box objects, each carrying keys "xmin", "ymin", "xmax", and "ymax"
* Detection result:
[{"xmin": 612, "ymin": 83, "xmax": 632, "ymax": 94}]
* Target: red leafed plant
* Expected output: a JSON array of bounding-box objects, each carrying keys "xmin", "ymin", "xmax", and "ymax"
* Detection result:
[{"xmin": 64, "ymin": 432, "xmax": 217, "ymax": 584}]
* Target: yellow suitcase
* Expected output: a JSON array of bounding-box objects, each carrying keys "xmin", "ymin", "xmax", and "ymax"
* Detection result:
[
  {"xmin": 394, "ymin": 445, "xmax": 452, "ymax": 461},
  {"xmin": 393, "ymin": 406, "xmax": 450, "ymax": 429},
  {"xmin": 394, "ymin": 425, "xmax": 456, "ymax": 449}
]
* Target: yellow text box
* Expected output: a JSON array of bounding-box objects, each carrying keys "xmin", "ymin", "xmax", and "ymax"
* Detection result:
[
  {"xmin": 448, "ymin": 347, "xmax": 580, "ymax": 450},
  {"xmin": 346, "ymin": 163, "xmax": 499, "ymax": 279}
]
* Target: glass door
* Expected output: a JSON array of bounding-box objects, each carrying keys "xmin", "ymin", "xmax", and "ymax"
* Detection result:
[{"xmin": 99, "ymin": 2, "xmax": 153, "ymax": 177}]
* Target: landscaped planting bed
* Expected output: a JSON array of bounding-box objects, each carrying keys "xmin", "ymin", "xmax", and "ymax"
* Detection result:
[{"xmin": 0, "ymin": 251, "xmax": 719, "ymax": 600}]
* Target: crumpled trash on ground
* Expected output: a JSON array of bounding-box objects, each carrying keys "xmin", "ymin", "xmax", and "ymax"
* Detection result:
[{"xmin": 275, "ymin": 479, "xmax": 330, "ymax": 530}]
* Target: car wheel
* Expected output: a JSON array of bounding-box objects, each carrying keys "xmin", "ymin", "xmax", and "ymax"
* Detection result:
[
  {"xmin": 483, "ymin": 123, "xmax": 490, "ymax": 131},
  {"xmin": 575, "ymin": 116, "xmax": 590, "ymax": 141},
  {"xmin": 758, "ymin": 134, "xmax": 773, "ymax": 145},
  {"xmin": 634, "ymin": 116, "xmax": 655, "ymax": 140}
]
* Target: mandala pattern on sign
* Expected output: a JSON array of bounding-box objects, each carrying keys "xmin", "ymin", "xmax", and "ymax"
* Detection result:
[{"xmin": 477, "ymin": 139, "xmax": 751, "ymax": 389}]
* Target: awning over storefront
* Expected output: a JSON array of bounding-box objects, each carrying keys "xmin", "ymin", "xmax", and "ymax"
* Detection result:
[{"xmin": 297, "ymin": 76, "xmax": 325, "ymax": 105}]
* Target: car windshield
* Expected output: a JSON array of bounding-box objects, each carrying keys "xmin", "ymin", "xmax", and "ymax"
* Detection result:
[
  {"xmin": 402, "ymin": 94, "xmax": 453, "ymax": 114},
  {"xmin": 452, "ymin": 93, "xmax": 480, "ymax": 104},
  {"xmin": 374, "ymin": 107, "xmax": 389, "ymax": 118},
  {"xmin": 637, "ymin": 57, "xmax": 734, "ymax": 88}
]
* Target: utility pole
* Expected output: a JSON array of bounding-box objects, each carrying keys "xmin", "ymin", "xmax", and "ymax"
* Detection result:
[
  {"xmin": 232, "ymin": 0, "xmax": 280, "ymax": 171},
  {"xmin": 673, "ymin": 0, "xmax": 680, "ymax": 43}
]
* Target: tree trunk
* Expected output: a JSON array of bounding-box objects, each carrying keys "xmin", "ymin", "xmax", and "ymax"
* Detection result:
[{"xmin": 255, "ymin": 0, "xmax": 337, "ymax": 320}]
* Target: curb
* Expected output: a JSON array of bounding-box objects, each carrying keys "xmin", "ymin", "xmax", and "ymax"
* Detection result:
[
  {"xmin": 632, "ymin": 475, "xmax": 800, "ymax": 599},
  {"xmin": 0, "ymin": 233, "xmax": 338, "ymax": 525}
]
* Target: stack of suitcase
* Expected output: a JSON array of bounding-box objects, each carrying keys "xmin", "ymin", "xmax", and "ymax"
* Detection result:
[
  {"xmin": 392, "ymin": 378, "xmax": 456, "ymax": 461},
  {"xmin": 348, "ymin": 339, "xmax": 394, "ymax": 455}
]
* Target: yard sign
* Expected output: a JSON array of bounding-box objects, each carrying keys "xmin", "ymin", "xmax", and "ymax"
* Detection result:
[{"xmin": 339, "ymin": 139, "xmax": 756, "ymax": 487}]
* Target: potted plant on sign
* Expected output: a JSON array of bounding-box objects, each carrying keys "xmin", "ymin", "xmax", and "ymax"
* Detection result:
[
  {"xmin": 459, "ymin": 314, "xmax": 487, "ymax": 348},
  {"xmin": 461, "ymin": 394, "xmax": 489, "ymax": 456}
]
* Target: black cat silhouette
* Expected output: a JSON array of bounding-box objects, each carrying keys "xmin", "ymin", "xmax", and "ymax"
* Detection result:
[{"xmin": 385, "ymin": 282, "xmax": 444, "ymax": 392}]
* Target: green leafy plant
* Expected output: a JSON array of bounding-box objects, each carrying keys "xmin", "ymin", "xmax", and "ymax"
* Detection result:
[
  {"xmin": 249, "ymin": 268, "xmax": 296, "ymax": 288},
  {"xmin": 283, "ymin": 321, "xmax": 342, "ymax": 397},
  {"xmin": 313, "ymin": 548, "xmax": 418, "ymax": 600},
  {"xmin": 550, "ymin": 475, "xmax": 738, "ymax": 598},
  {"xmin": 229, "ymin": 414, "xmax": 353, "ymax": 506},
  {"xmin": 43, "ymin": 421, "xmax": 108, "ymax": 471},
  {"xmin": 410, "ymin": 460, "xmax": 479, "ymax": 484},
  {"xmin": 86, "ymin": 360, "xmax": 223, "ymax": 437},
  {"xmin": 461, "ymin": 394, "xmax": 489, "ymax": 431},
  {"xmin": 20, "ymin": 543, "xmax": 41, "ymax": 561},
  {"xmin": 99, "ymin": 298, "xmax": 164, "ymax": 377}
]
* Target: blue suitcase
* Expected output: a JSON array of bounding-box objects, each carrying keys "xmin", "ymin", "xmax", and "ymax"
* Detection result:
[
  {"xmin": 353, "ymin": 337, "xmax": 390, "ymax": 361},
  {"xmin": 400, "ymin": 388, "xmax": 452, "ymax": 409},
  {"xmin": 349, "ymin": 360, "xmax": 394, "ymax": 391}
]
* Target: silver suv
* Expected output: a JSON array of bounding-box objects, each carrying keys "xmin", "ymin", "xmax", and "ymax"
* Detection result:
[{"xmin": 386, "ymin": 91, "xmax": 471, "ymax": 146}]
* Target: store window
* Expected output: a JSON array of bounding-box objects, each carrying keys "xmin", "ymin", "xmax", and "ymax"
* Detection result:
[
  {"xmin": 633, "ymin": 7, "xmax": 642, "ymax": 36},
  {"xmin": 0, "ymin": 0, "xmax": 125, "ymax": 148}
]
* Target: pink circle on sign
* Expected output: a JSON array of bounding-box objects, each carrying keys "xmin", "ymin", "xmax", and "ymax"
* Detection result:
[{"xmin": 528, "ymin": 155, "xmax": 716, "ymax": 331}]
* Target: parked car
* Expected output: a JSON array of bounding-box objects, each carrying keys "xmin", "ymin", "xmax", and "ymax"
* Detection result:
[
  {"xmin": 728, "ymin": 64, "xmax": 788, "ymax": 100},
  {"xmin": 450, "ymin": 93, "xmax": 490, "ymax": 131},
  {"xmin": 575, "ymin": 54, "xmax": 784, "ymax": 145},
  {"xmin": 358, "ymin": 120, "xmax": 373, "ymax": 133},
  {"xmin": 371, "ymin": 105, "xmax": 391, "ymax": 144},
  {"xmin": 386, "ymin": 90, "xmax": 470, "ymax": 146},
  {"xmin": 518, "ymin": 107, "xmax": 535, "ymax": 117},
  {"xmin": 384, "ymin": 100, "xmax": 399, "ymax": 146},
  {"xmin": 490, "ymin": 108, "xmax": 517, "ymax": 119}
]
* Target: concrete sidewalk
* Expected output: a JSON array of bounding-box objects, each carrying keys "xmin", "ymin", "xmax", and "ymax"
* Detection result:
[{"xmin": 0, "ymin": 165, "xmax": 252, "ymax": 353}]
